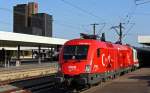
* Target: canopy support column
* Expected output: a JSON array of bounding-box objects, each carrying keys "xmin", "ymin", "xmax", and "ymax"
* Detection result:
[
  {"xmin": 38, "ymin": 46, "xmax": 41, "ymax": 64},
  {"xmin": 16, "ymin": 45, "xmax": 21, "ymax": 67}
]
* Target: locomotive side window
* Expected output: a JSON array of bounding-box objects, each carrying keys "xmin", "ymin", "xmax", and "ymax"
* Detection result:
[
  {"xmin": 97, "ymin": 48, "xmax": 100, "ymax": 57},
  {"xmin": 63, "ymin": 45, "xmax": 89, "ymax": 60}
]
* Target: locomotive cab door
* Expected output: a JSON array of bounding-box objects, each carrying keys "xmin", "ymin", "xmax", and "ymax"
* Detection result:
[{"xmin": 92, "ymin": 48, "xmax": 101, "ymax": 73}]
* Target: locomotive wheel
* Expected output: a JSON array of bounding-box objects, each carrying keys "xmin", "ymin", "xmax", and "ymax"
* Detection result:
[
  {"xmin": 102, "ymin": 78, "xmax": 107, "ymax": 82},
  {"xmin": 114, "ymin": 74, "xmax": 116, "ymax": 79}
]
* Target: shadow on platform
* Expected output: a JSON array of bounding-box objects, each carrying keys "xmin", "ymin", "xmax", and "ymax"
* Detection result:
[{"xmin": 129, "ymin": 76, "xmax": 150, "ymax": 86}]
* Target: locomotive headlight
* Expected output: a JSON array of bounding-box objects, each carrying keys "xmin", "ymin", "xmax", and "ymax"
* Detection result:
[{"xmin": 85, "ymin": 65, "xmax": 91, "ymax": 73}]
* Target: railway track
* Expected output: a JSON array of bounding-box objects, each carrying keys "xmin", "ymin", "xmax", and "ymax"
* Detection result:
[
  {"xmin": 10, "ymin": 75, "xmax": 56, "ymax": 93},
  {"xmin": 9, "ymin": 74, "xmax": 117, "ymax": 93},
  {"xmin": 2, "ymin": 68, "xmax": 139, "ymax": 93}
]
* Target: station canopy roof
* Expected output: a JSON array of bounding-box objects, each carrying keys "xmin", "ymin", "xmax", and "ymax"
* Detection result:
[
  {"xmin": 0, "ymin": 31, "xmax": 68, "ymax": 47},
  {"xmin": 138, "ymin": 36, "xmax": 150, "ymax": 46}
]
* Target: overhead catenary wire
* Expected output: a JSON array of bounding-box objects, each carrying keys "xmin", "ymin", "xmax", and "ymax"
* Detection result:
[
  {"xmin": 109, "ymin": 0, "xmax": 138, "ymax": 43},
  {"xmin": 0, "ymin": 19, "xmax": 83, "ymax": 31},
  {"xmin": 121, "ymin": 0, "xmax": 150, "ymax": 39},
  {"xmin": 54, "ymin": 21, "xmax": 84, "ymax": 30},
  {"xmin": 0, "ymin": 2, "xmax": 108, "ymax": 35},
  {"xmin": 0, "ymin": 7, "xmax": 87, "ymax": 32},
  {"xmin": 60, "ymin": 0, "xmax": 109, "ymax": 36},
  {"xmin": 97, "ymin": 23, "xmax": 106, "ymax": 36},
  {"xmin": 81, "ymin": 25, "xmax": 92, "ymax": 34},
  {"xmin": 60, "ymin": 0, "xmax": 105, "ymax": 22},
  {"xmin": 0, "ymin": 1, "xmax": 141, "ymax": 41},
  {"xmin": 120, "ymin": 3, "xmax": 137, "ymax": 25},
  {"xmin": 118, "ymin": 0, "xmax": 146, "ymax": 40},
  {"xmin": 122, "ymin": 23, "xmax": 135, "ymax": 38}
]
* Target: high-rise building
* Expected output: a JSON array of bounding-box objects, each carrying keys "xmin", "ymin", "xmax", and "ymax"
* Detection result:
[
  {"xmin": 28, "ymin": 2, "xmax": 38, "ymax": 17},
  {"xmin": 31, "ymin": 13, "xmax": 53, "ymax": 37},
  {"xmin": 13, "ymin": 2, "xmax": 53, "ymax": 37},
  {"xmin": 13, "ymin": 4, "xmax": 29, "ymax": 33}
]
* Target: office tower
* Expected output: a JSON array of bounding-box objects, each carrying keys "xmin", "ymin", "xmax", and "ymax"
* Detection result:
[
  {"xmin": 13, "ymin": 2, "xmax": 53, "ymax": 37},
  {"xmin": 31, "ymin": 13, "xmax": 53, "ymax": 37},
  {"xmin": 13, "ymin": 4, "xmax": 29, "ymax": 33}
]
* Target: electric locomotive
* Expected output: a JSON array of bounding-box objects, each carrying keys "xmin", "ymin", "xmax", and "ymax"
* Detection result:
[{"xmin": 55, "ymin": 33, "xmax": 139, "ymax": 87}]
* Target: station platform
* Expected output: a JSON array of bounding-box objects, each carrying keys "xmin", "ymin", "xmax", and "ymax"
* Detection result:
[
  {"xmin": 0, "ymin": 63, "xmax": 58, "ymax": 83},
  {"xmin": 84, "ymin": 68, "xmax": 150, "ymax": 93}
]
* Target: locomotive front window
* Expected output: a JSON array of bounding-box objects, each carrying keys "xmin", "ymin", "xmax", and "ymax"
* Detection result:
[{"xmin": 63, "ymin": 45, "xmax": 89, "ymax": 60}]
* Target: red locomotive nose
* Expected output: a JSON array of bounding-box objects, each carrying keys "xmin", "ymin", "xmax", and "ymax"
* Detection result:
[
  {"xmin": 60, "ymin": 44, "xmax": 90, "ymax": 76},
  {"xmin": 61, "ymin": 60, "xmax": 89, "ymax": 76}
]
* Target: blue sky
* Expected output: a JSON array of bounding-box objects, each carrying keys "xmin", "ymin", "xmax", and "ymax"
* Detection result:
[{"xmin": 0, "ymin": 0, "xmax": 150, "ymax": 46}]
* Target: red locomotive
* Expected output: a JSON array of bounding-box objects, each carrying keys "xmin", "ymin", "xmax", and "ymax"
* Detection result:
[{"xmin": 55, "ymin": 34, "xmax": 139, "ymax": 88}]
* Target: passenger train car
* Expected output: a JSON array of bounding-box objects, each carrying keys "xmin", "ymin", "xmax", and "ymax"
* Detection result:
[{"xmin": 55, "ymin": 37, "xmax": 139, "ymax": 88}]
